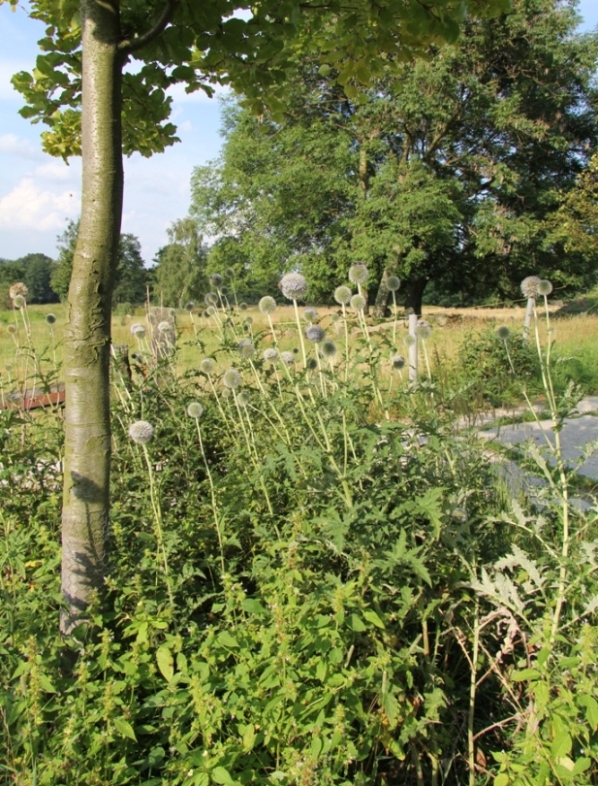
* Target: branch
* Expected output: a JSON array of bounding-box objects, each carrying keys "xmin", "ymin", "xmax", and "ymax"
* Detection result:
[{"xmin": 119, "ymin": 0, "xmax": 179, "ymax": 56}]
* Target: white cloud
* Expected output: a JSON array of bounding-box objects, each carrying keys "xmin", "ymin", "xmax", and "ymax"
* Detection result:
[
  {"xmin": 0, "ymin": 178, "xmax": 79, "ymax": 232},
  {"xmin": 0, "ymin": 133, "xmax": 41, "ymax": 160},
  {"xmin": 34, "ymin": 159, "xmax": 80, "ymax": 183}
]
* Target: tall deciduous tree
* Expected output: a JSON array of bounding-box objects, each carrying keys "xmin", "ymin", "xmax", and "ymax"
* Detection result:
[
  {"xmin": 3, "ymin": 0, "xmax": 511, "ymax": 631},
  {"xmin": 191, "ymin": 0, "xmax": 597, "ymax": 311},
  {"xmin": 152, "ymin": 217, "xmax": 207, "ymax": 307}
]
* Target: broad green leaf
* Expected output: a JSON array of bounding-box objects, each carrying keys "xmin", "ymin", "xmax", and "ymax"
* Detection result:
[
  {"xmin": 156, "ymin": 645, "xmax": 174, "ymax": 682},
  {"xmin": 363, "ymin": 610, "xmax": 385, "ymax": 629},
  {"xmin": 113, "ymin": 717, "xmax": 137, "ymax": 741}
]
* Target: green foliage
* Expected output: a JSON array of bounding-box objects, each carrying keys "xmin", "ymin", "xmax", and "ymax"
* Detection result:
[
  {"xmin": 152, "ymin": 218, "xmax": 208, "ymax": 308},
  {"xmin": 0, "ymin": 254, "xmax": 57, "ymax": 306},
  {"xmin": 191, "ymin": 0, "xmax": 598, "ymax": 309},
  {"xmin": 51, "ymin": 220, "xmax": 148, "ymax": 303},
  {"xmin": 1, "ymin": 281, "xmax": 597, "ymax": 784}
]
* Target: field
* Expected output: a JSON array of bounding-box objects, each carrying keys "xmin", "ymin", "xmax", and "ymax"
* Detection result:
[{"xmin": 1, "ymin": 292, "xmax": 598, "ymax": 785}]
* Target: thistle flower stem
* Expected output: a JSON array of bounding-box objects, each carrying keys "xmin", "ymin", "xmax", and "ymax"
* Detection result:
[
  {"xmin": 267, "ymin": 314, "xmax": 278, "ymax": 347},
  {"xmin": 249, "ymin": 359, "xmax": 266, "ymax": 395},
  {"xmin": 194, "ymin": 420, "xmax": 225, "ymax": 578},
  {"xmin": 342, "ymin": 304, "xmax": 350, "ymax": 384},
  {"xmin": 315, "ymin": 349, "xmax": 327, "ymax": 397},
  {"xmin": 502, "ymin": 339, "xmax": 516, "ymax": 375},
  {"xmin": 233, "ymin": 390, "xmax": 274, "ymax": 516},
  {"xmin": 292, "ymin": 299, "xmax": 308, "ymax": 367},
  {"xmin": 530, "ymin": 304, "xmax": 570, "ymax": 645},
  {"xmin": 421, "ymin": 339, "xmax": 432, "ymax": 382},
  {"xmin": 391, "ymin": 292, "xmax": 398, "ymax": 346},
  {"xmin": 207, "ymin": 374, "xmax": 230, "ymax": 425},
  {"xmin": 140, "ymin": 444, "xmax": 174, "ymax": 608}
]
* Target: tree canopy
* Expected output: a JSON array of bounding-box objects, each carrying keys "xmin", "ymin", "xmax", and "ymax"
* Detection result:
[{"xmin": 190, "ymin": 0, "xmax": 598, "ymax": 310}]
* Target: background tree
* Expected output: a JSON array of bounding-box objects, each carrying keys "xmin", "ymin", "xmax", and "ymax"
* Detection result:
[
  {"xmin": 152, "ymin": 217, "xmax": 207, "ymax": 307},
  {"xmin": 4, "ymin": 0, "xmax": 511, "ymax": 631},
  {"xmin": 52, "ymin": 220, "xmax": 147, "ymax": 304},
  {"xmin": 19, "ymin": 253, "xmax": 58, "ymax": 304},
  {"xmin": 191, "ymin": 0, "xmax": 598, "ymax": 311}
]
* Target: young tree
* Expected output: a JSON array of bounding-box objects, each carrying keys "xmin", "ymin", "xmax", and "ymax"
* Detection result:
[
  {"xmin": 3, "ymin": 0, "xmax": 510, "ymax": 631},
  {"xmin": 152, "ymin": 217, "xmax": 207, "ymax": 307}
]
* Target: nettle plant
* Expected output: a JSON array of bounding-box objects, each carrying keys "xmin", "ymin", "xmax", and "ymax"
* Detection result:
[{"xmin": 1, "ymin": 270, "xmax": 597, "ymax": 785}]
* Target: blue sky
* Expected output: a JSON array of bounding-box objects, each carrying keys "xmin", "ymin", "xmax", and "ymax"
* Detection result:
[{"xmin": 1, "ymin": 1, "xmax": 597, "ymax": 265}]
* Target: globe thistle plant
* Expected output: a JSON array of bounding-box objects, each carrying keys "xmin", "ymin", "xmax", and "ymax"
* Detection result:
[
  {"xmin": 187, "ymin": 401, "xmax": 204, "ymax": 419},
  {"xmin": 12, "ymin": 295, "xmax": 26, "ymax": 309},
  {"xmin": 392, "ymin": 354, "xmax": 406, "ymax": 370},
  {"xmin": 263, "ymin": 348, "xmax": 278, "ymax": 362},
  {"xmin": 128, "ymin": 420, "xmax": 155, "ymax": 444},
  {"xmin": 237, "ymin": 339, "xmax": 255, "ymax": 359},
  {"xmin": 321, "ymin": 339, "xmax": 337, "ymax": 359},
  {"xmin": 334, "ymin": 285, "xmax": 352, "ymax": 306},
  {"xmin": 538, "ymin": 279, "xmax": 553, "ymax": 297},
  {"xmin": 280, "ymin": 351, "xmax": 295, "ymax": 366},
  {"xmin": 46, "ymin": 313, "xmax": 57, "ymax": 325},
  {"xmin": 9, "ymin": 282, "xmax": 28, "ymax": 302},
  {"xmin": 350, "ymin": 294, "xmax": 366, "ymax": 312},
  {"xmin": 415, "ymin": 321, "xmax": 432, "ymax": 341},
  {"xmin": 521, "ymin": 276, "xmax": 542, "ymax": 299},
  {"xmin": 280, "ymin": 272, "xmax": 308, "ymax": 301},
  {"xmin": 259, "ymin": 296, "xmax": 277, "ymax": 315},
  {"xmin": 348, "ymin": 262, "xmax": 368, "ymax": 286},
  {"xmin": 305, "ymin": 325, "xmax": 325, "ymax": 344},
  {"xmin": 280, "ymin": 272, "xmax": 308, "ymax": 366},
  {"xmin": 200, "ymin": 357, "xmax": 215, "ymax": 374},
  {"xmin": 210, "ymin": 273, "xmax": 223, "ymax": 288},
  {"xmin": 303, "ymin": 307, "xmax": 318, "ymax": 323},
  {"xmin": 386, "ymin": 275, "xmax": 401, "ymax": 292},
  {"xmin": 496, "ymin": 326, "xmax": 511, "ymax": 341},
  {"xmin": 223, "ymin": 369, "xmax": 242, "ymax": 389}
]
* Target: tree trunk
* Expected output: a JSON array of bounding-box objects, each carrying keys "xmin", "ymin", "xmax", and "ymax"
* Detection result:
[
  {"xmin": 61, "ymin": 0, "xmax": 123, "ymax": 633},
  {"xmin": 403, "ymin": 277, "xmax": 428, "ymax": 316},
  {"xmin": 373, "ymin": 268, "xmax": 391, "ymax": 318}
]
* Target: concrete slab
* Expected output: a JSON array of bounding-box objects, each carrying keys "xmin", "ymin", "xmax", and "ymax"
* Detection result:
[{"xmin": 479, "ymin": 411, "xmax": 598, "ymax": 481}]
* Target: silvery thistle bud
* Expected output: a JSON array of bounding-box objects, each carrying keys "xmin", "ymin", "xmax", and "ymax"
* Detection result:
[
  {"xmin": 496, "ymin": 326, "xmax": 511, "ymax": 341},
  {"xmin": 537, "ymin": 279, "xmax": 553, "ymax": 296},
  {"xmin": 259, "ymin": 296, "xmax": 277, "ymax": 315},
  {"xmin": 46, "ymin": 314, "xmax": 57, "ymax": 325},
  {"xmin": 415, "ymin": 321, "xmax": 431, "ymax": 340},
  {"xmin": 130, "ymin": 323, "xmax": 146, "ymax": 337},
  {"xmin": 280, "ymin": 351, "xmax": 295, "ymax": 366},
  {"xmin": 386, "ymin": 275, "xmax": 401, "ymax": 292},
  {"xmin": 521, "ymin": 276, "xmax": 542, "ymax": 298},
  {"xmin": 348, "ymin": 263, "xmax": 368, "ymax": 285},
  {"xmin": 334, "ymin": 285, "xmax": 352, "ymax": 305},
  {"xmin": 187, "ymin": 402, "xmax": 204, "ymax": 419},
  {"xmin": 223, "ymin": 369, "xmax": 242, "ymax": 389},
  {"xmin": 392, "ymin": 355, "xmax": 406, "ymax": 370},
  {"xmin": 128, "ymin": 420, "xmax": 155, "ymax": 445},
  {"xmin": 305, "ymin": 325, "xmax": 325, "ymax": 344},
  {"xmin": 210, "ymin": 273, "xmax": 223, "ymax": 287},
  {"xmin": 321, "ymin": 339, "xmax": 337, "ymax": 358},
  {"xmin": 263, "ymin": 348, "xmax": 278, "ymax": 362},
  {"xmin": 303, "ymin": 307, "xmax": 318, "ymax": 323},
  {"xmin": 350, "ymin": 294, "xmax": 366, "ymax": 312},
  {"xmin": 200, "ymin": 358, "xmax": 215, "ymax": 374},
  {"xmin": 280, "ymin": 272, "xmax": 308, "ymax": 301},
  {"xmin": 237, "ymin": 339, "xmax": 255, "ymax": 359}
]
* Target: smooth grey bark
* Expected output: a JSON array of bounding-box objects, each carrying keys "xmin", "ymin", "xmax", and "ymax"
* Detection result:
[{"xmin": 61, "ymin": 0, "xmax": 123, "ymax": 633}]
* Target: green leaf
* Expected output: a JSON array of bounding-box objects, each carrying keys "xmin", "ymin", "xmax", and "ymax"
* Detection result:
[
  {"xmin": 347, "ymin": 613, "xmax": 366, "ymax": 632},
  {"xmin": 494, "ymin": 775, "xmax": 509, "ymax": 786},
  {"xmin": 211, "ymin": 765, "xmax": 235, "ymax": 784},
  {"xmin": 217, "ymin": 631, "xmax": 238, "ymax": 648},
  {"xmin": 241, "ymin": 598, "xmax": 267, "ymax": 615},
  {"xmin": 363, "ymin": 609, "xmax": 385, "ymax": 629},
  {"xmin": 156, "ymin": 645, "xmax": 174, "ymax": 682},
  {"xmin": 113, "ymin": 717, "xmax": 137, "ymax": 741},
  {"xmin": 551, "ymin": 730, "xmax": 572, "ymax": 759},
  {"xmin": 510, "ymin": 668, "xmax": 541, "ymax": 682}
]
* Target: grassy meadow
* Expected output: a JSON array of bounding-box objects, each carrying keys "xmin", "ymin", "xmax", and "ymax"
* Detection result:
[{"xmin": 1, "ymin": 285, "xmax": 598, "ymax": 785}]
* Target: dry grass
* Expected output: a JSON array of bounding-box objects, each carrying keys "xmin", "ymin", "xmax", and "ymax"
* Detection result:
[{"xmin": 1, "ymin": 301, "xmax": 597, "ymax": 392}]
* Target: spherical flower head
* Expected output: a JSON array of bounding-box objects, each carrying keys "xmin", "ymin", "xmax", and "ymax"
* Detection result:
[
  {"xmin": 184, "ymin": 301, "xmax": 195, "ymax": 312},
  {"xmin": 205, "ymin": 292, "xmax": 218, "ymax": 305},
  {"xmin": 239, "ymin": 302, "xmax": 248, "ymax": 311},
  {"xmin": 334, "ymin": 285, "xmax": 352, "ymax": 305},
  {"xmin": 280, "ymin": 272, "xmax": 308, "ymax": 301},
  {"xmin": 9, "ymin": 282, "xmax": 28, "ymax": 301},
  {"xmin": 280, "ymin": 350, "xmax": 295, "ymax": 366},
  {"xmin": 206, "ymin": 306, "xmax": 216, "ymax": 316},
  {"xmin": 157, "ymin": 321, "xmax": 171, "ymax": 332},
  {"xmin": 210, "ymin": 273, "xmax": 223, "ymax": 288},
  {"xmin": 305, "ymin": 324, "xmax": 325, "ymax": 344},
  {"xmin": 128, "ymin": 420, "xmax": 154, "ymax": 445},
  {"xmin": 7, "ymin": 325, "xmax": 17, "ymax": 334},
  {"xmin": 331, "ymin": 313, "xmax": 340, "ymax": 323},
  {"xmin": 237, "ymin": 390, "xmax": 250, "ymax": 407},
  {"xmin": 350, "ymin": 294, "xmax": 366, "ymax": 312},
  {"xmin": 220, "ymin": 285, "xmax": 229, "ymax": 296},
  {"xmin": 386, "ymin": 275, "xmax": 401, "ymax": 292},
  {"xmin": 321, "ymin": 339, "xmax": 337, "ymax": 358},
  {"xmin": 348, "ymin": 263, "xmax": 368, "ymax": 285},
  {"xmin": 415, "ymin": 321, "xmax": 431, "ymax": 340},
  {"xmin": 303, "ymin": 307, "xmax": 318, "ymax": 323},
  {"xmin": 392, "ymin": 354, "xmax": 406, "ymax": 370},
  {"xmin": 223, "ymin": 368, "xmax": 242, "ymax": 389},
  {"xmin": 130, "ymin": 323, "xmax": 146, "ymax": 337},
  {"xmin": 225, "ymin": 267, "xmax": 235, "ymax": 279},
  {"xmin": 404, "ymin": 333, "xmax": 415, "ymax": 347},
  {"xmin": 306, "ymin": 357, "xmax": 318, "ymax": 370},
  {"xmin": 46, "ymin": 313, "xmax": 57, "ymax": 325},
  {"xmin": 187, "ymin": 401, "xmax": 204, "ymax": 419},
  {"xmin": 496, "ymin": 326, "xmax": 511, "ymax": 341},
  {"xmin": 537, "ymin": 279, "xmax": 553, "ymax": 296},
  {"xmin": 200, "ymin": 357, "xmax": 215, "ymax": 374},
  {"xmin": 521, "ymin": 276, "xmax": 541, "ymax": 298},
  {"xmin": 259, "ymin": 296, "xmax": 277, "ymax": 315},
  {"xmin": 237, "ymin": 339, "xmax": 255, "ymax": 359},
  {"xmin": 12, "ymin": 295, "xmax": 26, "ymax": 309},
  {"xmin": 244, "ymin": 316, "xmax": 254, "ymax": 326},
  {"xmin": 263, "ymin": 348, "xmax": 278, "ymax": 362}
]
